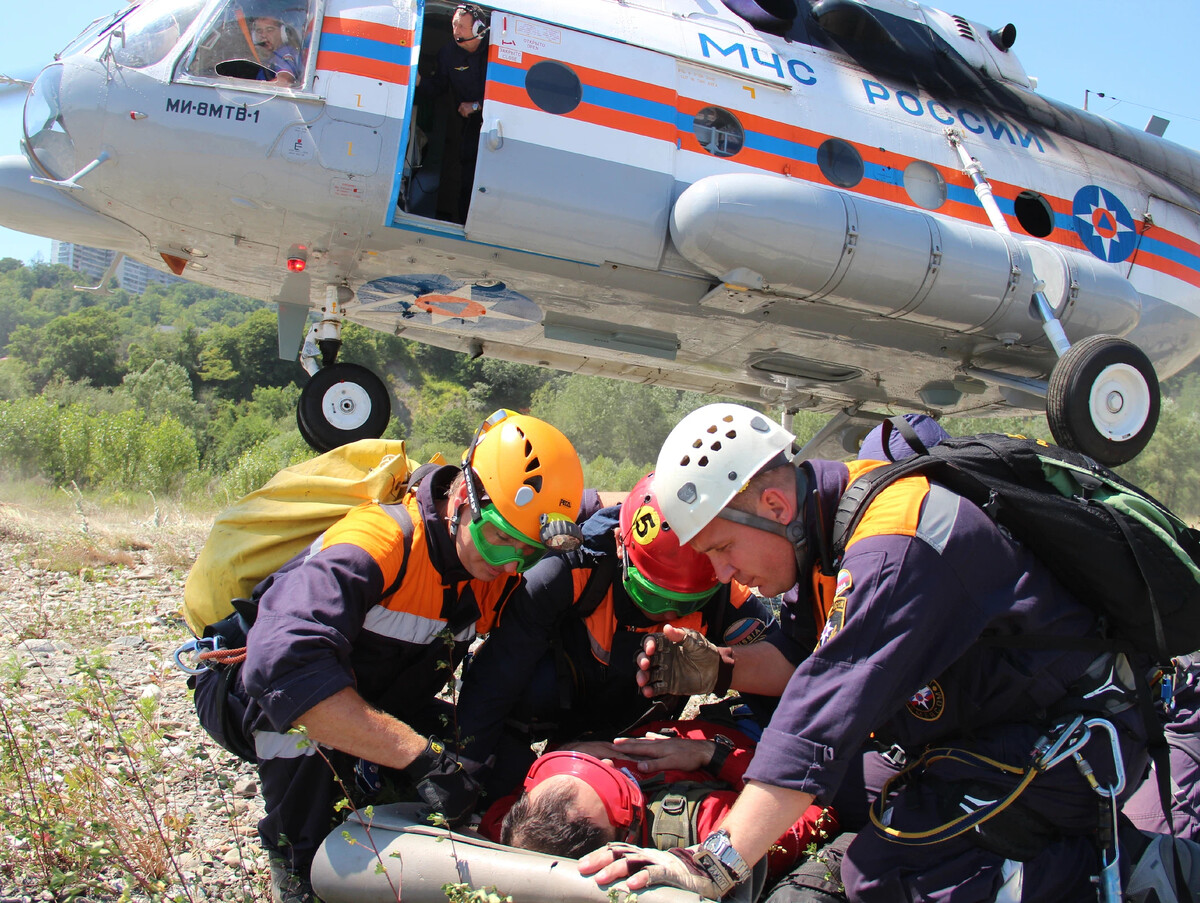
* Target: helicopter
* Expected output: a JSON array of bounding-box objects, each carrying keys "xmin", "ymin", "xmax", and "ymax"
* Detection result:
[{"xmin": 1, "ymin": 0, "xmax": 1198, "ymax": 466}]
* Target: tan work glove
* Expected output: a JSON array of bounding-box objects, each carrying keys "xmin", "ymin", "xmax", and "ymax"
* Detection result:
[
  {"xmin": 584, "ymin": 842, "xmax": 735, "ymax": 898},
  {"xmin": 641, "ymin": 628, "xmax": 736, "ymax": 697}
]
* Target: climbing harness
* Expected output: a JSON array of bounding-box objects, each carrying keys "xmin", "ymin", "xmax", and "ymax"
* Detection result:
[{"xmin": 870, "ymin": 714, "xmax": 1129, "ymax": 901}]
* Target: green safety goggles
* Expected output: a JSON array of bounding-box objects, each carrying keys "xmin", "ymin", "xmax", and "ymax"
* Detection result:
[
  {"xmin": 467, "ymin": 501, "xmax": 546, "ymax": 573},
  {"xmin": 622, "ymin": 559, "xmax": 718, "ymax": 616}
]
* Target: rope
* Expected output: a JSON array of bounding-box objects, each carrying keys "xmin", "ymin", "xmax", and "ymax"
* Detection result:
[{"xmin": 197, "ymin": 646, "xmax": 247, "ymax": 667}]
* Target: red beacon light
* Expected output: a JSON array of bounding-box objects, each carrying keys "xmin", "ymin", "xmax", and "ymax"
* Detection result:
[{"xmin": 286, "ymin": 245, "xmax": 308, "ymax": 272}]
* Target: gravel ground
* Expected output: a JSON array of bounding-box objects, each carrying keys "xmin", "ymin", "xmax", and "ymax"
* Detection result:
[
  {"xmin": 0, "ymin": 496, "xmax": 272, "ymax": 903},
  {"xmin": 0, "ymin": 493, "xmax": 709, "ymax": 903}
]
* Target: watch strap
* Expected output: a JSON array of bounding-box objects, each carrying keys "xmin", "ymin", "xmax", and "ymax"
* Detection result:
[
  {"xmin": 706, "ymin": 733, "xmax": 736, "ymax": 777},
  {"xmin": 699, "ymin": 829, "xmax": 752, "ymax": 887},
  {"xmin": 689, "ymin": 847, "xmax": 739, "ymax": 897}
]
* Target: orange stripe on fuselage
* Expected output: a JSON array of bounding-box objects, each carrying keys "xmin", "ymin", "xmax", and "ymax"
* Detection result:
[
  {"xmin": 315, "ymin": 50, "xmax": 409, "ymax": 83},
  {"xmin": 322, "ymin": 16, "xmax": 412, "ymax": 45},
  {"xmin": 490, "ymin": 55, "xmax": 1198, "ymax": 284}
]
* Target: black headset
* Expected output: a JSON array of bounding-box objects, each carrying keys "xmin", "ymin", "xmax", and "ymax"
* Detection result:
[{"xmin": 455, "ymin": 4, "xmax": 488, "ymax": 39}]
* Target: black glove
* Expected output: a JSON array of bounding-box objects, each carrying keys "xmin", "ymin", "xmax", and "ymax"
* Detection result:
[
  {"xmin": 642, "ymin": 629, "xmax": 736, "ymax": 697},
  {"xmin": 404, "ymin": 736, "xmax": 480, "ymax": 825}
]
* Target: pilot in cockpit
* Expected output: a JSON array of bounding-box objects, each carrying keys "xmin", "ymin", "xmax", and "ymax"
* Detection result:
[{"xmin": 246, "ymin": 2, "xmax": 302, "ymax": 86}]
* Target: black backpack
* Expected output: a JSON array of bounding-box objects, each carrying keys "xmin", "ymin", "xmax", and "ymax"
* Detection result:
[{"xmin": 832, "ymin": 429, "xmax": 1200, "ymax": 663}]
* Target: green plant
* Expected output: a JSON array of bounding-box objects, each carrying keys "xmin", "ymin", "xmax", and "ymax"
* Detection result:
[
  {"xmin": 0, "ymin": 650, "xmax": 194, "ymax": 899},
  {"xmin": 443, "ymin": 882, "xmax": 513, "ymax": 903}
]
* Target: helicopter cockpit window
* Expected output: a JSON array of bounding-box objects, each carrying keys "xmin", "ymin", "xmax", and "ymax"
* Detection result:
[
  {"xmin": 59, "ymin": 8, "xmax": 134, "ymax": 59},
  {"xmin": 183, "ymin": 0, "xmax": 314, "ymax": 88},
  {"xmin": 109, "ymin": 0, "xmax": 207, "ymax": 69},
  {"xmin": 693, "ymin": 107, "xmax": 744, "ymax": 158}
]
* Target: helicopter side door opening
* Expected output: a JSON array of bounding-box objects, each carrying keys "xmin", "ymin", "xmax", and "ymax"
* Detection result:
[{"xmin": 395, "ymin": 1, "xmax": 488, "ymax": 227}]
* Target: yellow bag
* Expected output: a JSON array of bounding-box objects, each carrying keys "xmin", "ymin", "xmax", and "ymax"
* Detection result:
[{"xmin": 182, "ymin": 439, "xmax": 445, "ymax": 637}]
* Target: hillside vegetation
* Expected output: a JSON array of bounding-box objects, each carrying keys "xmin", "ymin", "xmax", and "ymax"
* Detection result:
[{"xmin": 0, "ymin": 258, "xmax": 1198, "ymax": 518}]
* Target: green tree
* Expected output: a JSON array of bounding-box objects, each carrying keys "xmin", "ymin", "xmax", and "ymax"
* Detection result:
[
  {"xmin": 530, "ymin": 375, "xmax": 706, "ymax": 466},
  {"xmin": 0, "ymin": 359, "xmax": 33, "ymax": 401},
  {"xmin": 408, "ymin": 383, "xmax": 482, "ymax": 460},
  {"xmin": 9, "ymin": 307, "xmax": 123, "ymax": 389},
  {"xmin": 123, "ymin": 360, "xmax": 202, "ymax": 431}
]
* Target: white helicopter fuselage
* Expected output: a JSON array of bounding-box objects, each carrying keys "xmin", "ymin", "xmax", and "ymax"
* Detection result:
[{"xmin": 4, "ymin": 0, "xmax": 1200, "ymax": 457}]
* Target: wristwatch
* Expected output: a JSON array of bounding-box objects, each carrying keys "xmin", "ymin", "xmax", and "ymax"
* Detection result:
[
  {"xmin": 706, "ymin": 733, "xmax": 736, "ymax": 776},
  {"xmin": 471, "ymin": 102, "xmax": 480, "ymax": 112},
  {"xmin": 693, "ymin": 829, "xmax": 752, "ymax": 892}
]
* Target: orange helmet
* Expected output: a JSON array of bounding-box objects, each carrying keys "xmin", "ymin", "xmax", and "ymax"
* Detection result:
[
  {"xmin": 619, "ymin": 473, "xmax": 719, "ymax": 615},
  {"xmin": 463, "ymin": 409, "xmax": 584, "ymax": 550}
]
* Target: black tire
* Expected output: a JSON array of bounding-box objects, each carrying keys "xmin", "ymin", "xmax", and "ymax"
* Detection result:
[
  {"xmin": 296, "ymin": 403, "xmax": 319, "ymax": 450},
  {"xmin": 297, "ymin": 362, "xmax": 391, "ymax": 452},
  {"xmin": 1047, "ymin": 335, "xmax": 1160, "ymax": 466}
]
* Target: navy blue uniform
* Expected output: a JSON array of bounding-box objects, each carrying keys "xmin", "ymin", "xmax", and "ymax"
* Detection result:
[
  {"xmin": 415, "ymin": 38, "xmax": 487, "ymax": 222},
  {"xmin": 750, "ymin": 460, "xmax": 1148, "ymax": 902},
  {"xmin": 194, "ymin": 467, "xmax": 520, "ymax": 875}
]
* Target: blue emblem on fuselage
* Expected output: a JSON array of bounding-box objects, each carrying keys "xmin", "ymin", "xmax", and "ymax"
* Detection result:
[{"xmin": 1071, "ymin": 185, "xmax": 1137, "ymax": 264}]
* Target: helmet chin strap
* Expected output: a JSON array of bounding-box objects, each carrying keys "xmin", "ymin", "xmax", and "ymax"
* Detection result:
[{"xmin": 715, "ymin": 464, "xmax": 813, "ymax": 574}]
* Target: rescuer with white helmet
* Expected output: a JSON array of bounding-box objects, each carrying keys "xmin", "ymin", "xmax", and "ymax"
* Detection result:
[{"xmin": 580, "ymin": 403, "xmax": 1151, "ymax": 903}]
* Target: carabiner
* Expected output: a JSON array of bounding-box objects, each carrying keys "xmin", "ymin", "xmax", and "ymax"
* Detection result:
[
  {"xmin": 172, "ymin": 636, "xmax": 221, "ymax": 675},
  {"xmin": 1079, "ymin": 716, "xmax": 1126, "ymax": 798},
  {"xmin": 1031, "ymin": 714, "xmax": 1089, "ymax": 771}
]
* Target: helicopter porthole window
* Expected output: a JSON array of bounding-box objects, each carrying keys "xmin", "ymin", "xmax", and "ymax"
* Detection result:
[
  {"xmin": 903, "ymin": 161, "xmax": 947, "ymax": 210},
  {"xmin": 525, "ymin": 61, "xmax": 582, "ymax": 115},
  {"xmin": 817, "ymin": 138, "xmax": 864, "ymax": 188},
  {"xmin": 1014, "ymin": 190, "xmax": 1055, "ymax": 237},
  {"xmin": 693, "ymin": 107, "xmax": 744, "ymax": 158}
]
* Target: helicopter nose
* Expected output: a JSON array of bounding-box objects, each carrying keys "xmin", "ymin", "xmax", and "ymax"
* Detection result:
[
  {"xmin": 23, "ymin": 63, "xmax": 74, "ymax": 180},
  {"xmin": 0, "ymin": 154, "xmax": 142, "ymax": 247}
]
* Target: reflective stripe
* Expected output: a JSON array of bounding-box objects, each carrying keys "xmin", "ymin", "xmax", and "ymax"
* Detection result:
[
  {"xmin": 254, "ymin": 729, "xmax": 322, "ymax": 760},
  {"xmin": 915, "ymin": 483, "xmax": 959, "ymax": 555},
  {"xmin": 588, "ymin": 630, "xmax": 611, "ymax": 666},
  {"xmin": 995, "ymin": 860, "xmax": 1023, "ymax": 903},
  {"xmin": 363, "ymin": 605, "xmax": 475, "ymax": 644}
]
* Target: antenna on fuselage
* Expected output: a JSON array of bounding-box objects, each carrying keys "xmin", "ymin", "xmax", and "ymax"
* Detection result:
[{"xmin": 1145, "ymin": 116, "xmax": 1169, "ymax": 137}]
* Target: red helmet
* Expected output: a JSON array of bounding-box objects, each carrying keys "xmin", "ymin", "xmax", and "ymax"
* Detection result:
[
  {"xmin": 524, "ymin": 751, "xmax": 645, "ymax": 843},
  {"xmin": 619, "ymin": 472, "xmax": 719, "ymax": 616}
]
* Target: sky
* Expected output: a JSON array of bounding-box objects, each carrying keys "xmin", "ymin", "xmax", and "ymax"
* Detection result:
[{"xmin": 0, "ymin": 0, "xmax": 1197, "ymax": 263}]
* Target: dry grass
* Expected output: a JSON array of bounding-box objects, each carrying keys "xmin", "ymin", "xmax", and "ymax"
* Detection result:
[{"xmin": 0, "ymin": 478, "xmax": 211, "ymax": 577}]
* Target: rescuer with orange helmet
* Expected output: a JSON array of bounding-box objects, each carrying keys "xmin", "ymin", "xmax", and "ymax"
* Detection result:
[{"xmin": 191, "ymin": 409, "xmax": 587, "ymax": 903}]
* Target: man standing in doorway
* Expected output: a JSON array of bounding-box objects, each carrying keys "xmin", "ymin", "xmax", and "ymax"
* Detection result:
[{"xmin": 416, "ymin": 4, "xmax": 489, "ymax": 223}]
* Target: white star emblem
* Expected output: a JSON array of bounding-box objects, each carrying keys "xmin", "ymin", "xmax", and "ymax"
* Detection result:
[{"xmin": 1075, "ymin": 189, "xmax": 1133, "ymax": 260}]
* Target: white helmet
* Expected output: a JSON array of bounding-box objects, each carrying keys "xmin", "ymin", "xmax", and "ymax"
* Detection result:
[{"xmin": 653, "ymin": 403, "xmax": 796, "ymax": 544}]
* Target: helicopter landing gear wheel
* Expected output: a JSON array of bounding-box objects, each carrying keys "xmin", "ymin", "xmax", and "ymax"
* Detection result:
[
  {"xmin": 1047, "ymin": 335, "xmax": 1159, "ymax": 466},
  {"xmin": 297, "ymin": 362, "xmax": 391, "ymax": 452}
]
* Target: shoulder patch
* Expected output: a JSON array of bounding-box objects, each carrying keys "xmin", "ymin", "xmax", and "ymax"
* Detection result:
[
  {"xmin": 724, "ymin": 617, "xmax": 766, "ymax": 646},
  {"xmin": 906, "ymin": 680, "xmax": 945, "ymax": 722},
  {"xmin": 817, "ymin": 567, "xmax": 854, "ymax": 649}
]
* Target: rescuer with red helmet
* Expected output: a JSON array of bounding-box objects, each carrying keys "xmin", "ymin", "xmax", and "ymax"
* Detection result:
[{"xmin": 455, "ymin": 471, "xmax": 786, "ymax": 801}]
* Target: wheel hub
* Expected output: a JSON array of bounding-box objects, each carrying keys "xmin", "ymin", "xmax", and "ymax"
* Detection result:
[
  {"xmin": 1089, "ymin": 363, "xmax": 1149, "ymax": 442},
  {"xmin": 321, "ymin": 381, "xmax": 373, "ymax": 430}
]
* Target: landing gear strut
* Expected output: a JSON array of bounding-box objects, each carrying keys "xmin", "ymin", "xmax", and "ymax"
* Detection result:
[
  {"xmin": 296, "ymin": 287, "xmax": 391, "ymax": 453},
  {"xmin": 945, "ymin": 129, "xmax": 1160, "ymax": 467}
]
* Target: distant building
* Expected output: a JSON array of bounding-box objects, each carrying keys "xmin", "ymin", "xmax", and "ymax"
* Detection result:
[{"xmin": 51, "ymin": 241, "xmax": 187, "ymax": 294}]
